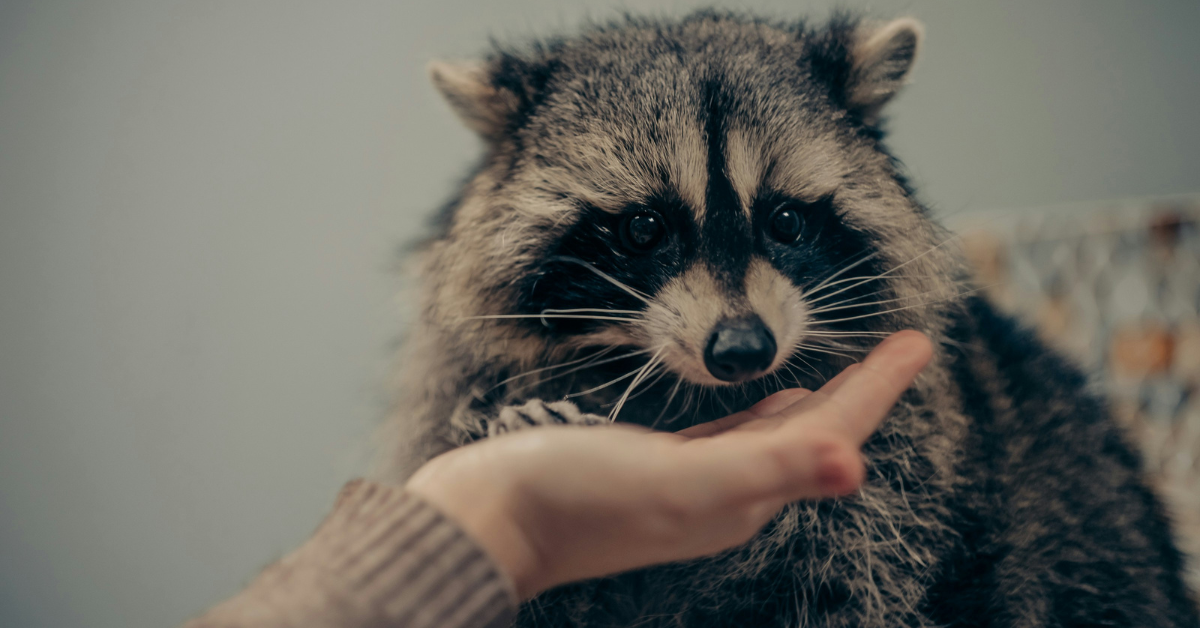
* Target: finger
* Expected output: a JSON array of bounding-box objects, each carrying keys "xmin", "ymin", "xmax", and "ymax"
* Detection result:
[
  {"xmin": 661, "ymin": 332, "xmax": 928, "ymax": 508},
  {"xmin": 675, "ymin": 388, "xmax": 811, "ymax": 438},
  {"xmin": 673, "ymin": 427, "xmax": 864, "ymax": 506},
  {"xmin": 747, "ymin": 387, "xmax": 813, "ymax": 417},
  {"xmin": 756, "ymin": 362, "xmax": 860, "ymax": 428},
  {"xmin": 812, "ymin": 330, "xmax": 932, "ymax": 442},
  {"xmin": 660, "ymin": 334, "xmax": 928, "ymax": 507},
  {"xmin": 817, "ymin": 363, "xmax": 860, "ymax": 394}
]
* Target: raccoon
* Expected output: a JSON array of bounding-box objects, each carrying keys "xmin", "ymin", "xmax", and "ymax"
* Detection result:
[{"xmin": 379, "ymin": 11, "xmax": 1200, "ymax": 628}]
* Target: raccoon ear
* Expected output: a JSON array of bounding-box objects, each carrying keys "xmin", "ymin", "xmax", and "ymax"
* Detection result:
[
  {"xmin": 428, "ymin": 60, "xmax": 520, "ymax": 140},
  {"xmin": 844, "ymin": 17, "xmax": 923, "ymax": 119}
]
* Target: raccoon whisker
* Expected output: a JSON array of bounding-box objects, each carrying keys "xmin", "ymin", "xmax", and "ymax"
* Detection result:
[
  {"xmin": 804, "ymin": 275, "xmax": 891, "ymax": 308},
  {"xmin": 802, "ymin": 337, "xmax": 891, "ymax": 352},
  {"xmin": 611, "ymin": 363, "xmax": 671, "ymax": 407},
  {"xmin": 807, "ymin": 284, "xmax": 992, "ymax": 327},
  {"xmin": 548, "ymin": 255, "xmax": 653, "ymax": 304},
  {"xmin": 563, "ymin": 352, "xmax": 658, "ymax": 399},
  {"xmin": 805, "ymin": 284, "xmax": 962, "ymax": 316},
  {"xmin": 804, "ymin": 272, "xmax": 955, "ymax": 299},
  {"xmin": 494, "ymin": 345, "xmax": 645, "ymax": 393},
  {"xmin": 628, "ymin": 351, "xmax": 668, "ymax": 410},
  {"xmin": 600, "ymin": 363, "xmax": 667, "ymax": 409},
  {"xmin": 802, "ymin": 285, "xmax": 895, "ymax": 314},
  {"xmin": 467, "ymin": 314, "xmax": 640, "ymax": 324},
  {"xmin": 768, "ymin": 370, "xmax": 784, "ymax": 394},
  {"xmin": 662, "ymin": 385, "xmax": 691, "ymax": 429},
  {"xmin": 490, "ymin": 345, "xmax": 619, "ymax": 390},
  {"xmin": 779, "ymin": 361, "xmax": 808, "ymax": 389},
  {"xmin": 806, "ymin": 296, "xmax": 896, "ymax": 316},
  {"xmin": 803, "ymin": 346, "xmax": 871, "ymax": 361},
  {"xmin": 539, "ymin": 307, "xmax": 645, "ymax": 327},
  {"xmin": 802, "ymin": 337, "xmax": 873, "ymax": 354},
  {"xmin": 803, "ymin": 231, "xmax": 966, "ymax": 307},
  {"xmin": 789, "ymin": 354, "xmax": 828, "ymax": 385},
  {"xmin": 609, "ymin": 346, "xmax": 667, "ymax": 422},
  {"xmin": 804, "ymin": 250, "xmax": 881, "ymax": 297},
  {"xmin": 693, "ymin": 387, "xmax": 715, "ymax": 425},
  {"xmin": 793, "ymin": 343, "xmax": 859, "ymax": 361},
  {"xmin": 769, "ymin": 369, "xmax": 801, "ymax": 399},
  {"xmin": 802, "ymin": 273, "xmax": 965, "ymax": 318},
  {"xmin": 649, "ymin": 376, "xmax": 685, "ymax": 430},
  {"xmin": 547, "ymin": 347, "xmax": 653, "ymax": 377},
  {"xmin": 801, "ymin": 330, "xmax": 893, "ymax": 339},
  {"xmin": 525, "ymin": 348, "xmax": 657, "ymax": 393},
  {"xmin": 711, "ymin": 387, "xmax": 736, "ymax": 415},
  {"xmin": 812, "ymin": 335, "xmax": 874, "ymax": 347},
  {"xmin": 672, "ymin": 383, "xmax": 701, "ymax": 426},
  {"xmin": 541, "ymin": 307, "xmax": 644, "ymax": 315}
]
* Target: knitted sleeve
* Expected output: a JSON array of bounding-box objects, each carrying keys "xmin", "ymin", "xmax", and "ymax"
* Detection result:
[{"xmin": 183, "ymin": 479, "xmax": 517, "ymax": 628}]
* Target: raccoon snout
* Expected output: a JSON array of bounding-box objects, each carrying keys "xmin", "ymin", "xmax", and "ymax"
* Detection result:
[{"xmin": 703, "ymin": 315, "xmax": 777, "ymax": 383}]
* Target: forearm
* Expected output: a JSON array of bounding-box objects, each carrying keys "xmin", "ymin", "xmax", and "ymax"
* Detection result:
[{"xmin": 184, "ymin": 480, "xmax": 516, "ymax": 628}]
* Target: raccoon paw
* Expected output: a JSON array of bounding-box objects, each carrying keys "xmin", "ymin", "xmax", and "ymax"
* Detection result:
[{"xmin": 487, "ymin": 399, "xmax": 608, "ymax": 437}]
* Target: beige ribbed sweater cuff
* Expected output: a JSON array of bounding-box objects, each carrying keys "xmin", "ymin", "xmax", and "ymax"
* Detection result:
[{"xmin": 185, "ymin": 480, "xmax": 518, "ymax": 628}]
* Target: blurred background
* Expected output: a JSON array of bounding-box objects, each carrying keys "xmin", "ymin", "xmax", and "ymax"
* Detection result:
[{"xmin": 1, "ymin": 1, "xmax": 1198, "ymax": 626}]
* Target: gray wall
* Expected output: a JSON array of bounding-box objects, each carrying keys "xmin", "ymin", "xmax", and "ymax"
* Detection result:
[{"xmin": 1, "ymin": 1, "xmax": 1197, "ymax": 627}]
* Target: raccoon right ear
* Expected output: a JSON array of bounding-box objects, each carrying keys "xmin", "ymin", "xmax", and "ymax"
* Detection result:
[
  {"xmin": 428, "ymin": 60, "xmax": 521, "ymax": 140},
  {"xmin": 843, "ymin": 17, "xmax": 924, "ymax": 121}
]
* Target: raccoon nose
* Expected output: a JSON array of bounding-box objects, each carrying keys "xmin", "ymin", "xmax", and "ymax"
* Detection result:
[{"xmin": 704, "ymin": 316, "xmax": 777, "ymax": 383}]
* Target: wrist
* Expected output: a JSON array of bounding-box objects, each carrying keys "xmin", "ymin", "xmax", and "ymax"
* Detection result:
[
  {"xmin": 460, "ymin": 493, "xmax": 548, "ymax": 599},
  {"xmin": 406, "ymin": 471, "xmax": 548, "ymax": 599}
]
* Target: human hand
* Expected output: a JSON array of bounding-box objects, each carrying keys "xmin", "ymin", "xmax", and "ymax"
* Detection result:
[{"xmin": 405, "ymin": 330, "xmax": 933, "ymax": 599}]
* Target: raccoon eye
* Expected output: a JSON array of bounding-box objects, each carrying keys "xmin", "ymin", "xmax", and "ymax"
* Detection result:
[
  {"xmin": 619, "ymin": 211, "xmax": 665, "ymax": 253},
  {"xmin": 768, "ymin": 206, "xmax": 802, "ymax": 243}
]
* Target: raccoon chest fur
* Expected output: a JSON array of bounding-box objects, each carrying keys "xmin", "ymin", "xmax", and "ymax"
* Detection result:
[{"xmin": 381, "ymin": 11, "xmax": 1200, "ymax": 628}]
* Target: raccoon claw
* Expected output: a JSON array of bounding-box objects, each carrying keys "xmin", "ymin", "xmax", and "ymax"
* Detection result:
[{"xmin": 487, "ymin": 399, "xmax": 609, "ymax": 437}]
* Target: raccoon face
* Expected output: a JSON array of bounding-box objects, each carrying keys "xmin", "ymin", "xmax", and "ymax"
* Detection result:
[{"xmin": 427, "ymin": 13, "xmax": 950, "ymax": 392}]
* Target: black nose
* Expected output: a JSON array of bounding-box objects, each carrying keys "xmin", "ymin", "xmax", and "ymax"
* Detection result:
[{"xmin": 703, "ymin": 316, "xmax": 777, "ymax": 382}]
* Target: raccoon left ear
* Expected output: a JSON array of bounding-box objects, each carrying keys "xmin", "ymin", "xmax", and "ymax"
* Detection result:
[
  {"xmin": 429, "ymin": 60, "xmax": 521, "ymax": 140},
  {"xmin": 844, "ymin": 17, "xmax": 923, "ymax": 120}
]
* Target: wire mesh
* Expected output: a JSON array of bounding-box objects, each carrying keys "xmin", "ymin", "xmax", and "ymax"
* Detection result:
[{"xmin": 952, "ymin": 196, "xmax": 1200, "ymax": 584}]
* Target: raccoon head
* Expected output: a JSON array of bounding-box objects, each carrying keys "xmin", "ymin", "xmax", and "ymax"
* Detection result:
[{"xmin": 422, "ymin": 13, "xmax": 957, "ymax": 406}]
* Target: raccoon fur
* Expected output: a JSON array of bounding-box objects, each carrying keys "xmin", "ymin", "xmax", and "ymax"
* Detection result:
[{"xmin": 378, "ymin": 11, "xmax": 1200, "ymax": 628}]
